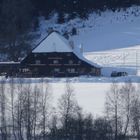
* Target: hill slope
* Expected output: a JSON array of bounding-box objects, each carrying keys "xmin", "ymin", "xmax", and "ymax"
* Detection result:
[
  {"xmin": 37, "ymin": 6, "xmax": 140, "ymax": 74},
  {"xmin": 38, "ymin": 6, "xmax": 140, "ymax": 52}
]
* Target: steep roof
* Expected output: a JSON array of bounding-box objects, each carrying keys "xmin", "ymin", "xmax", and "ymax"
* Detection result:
[
  {"xmin": 33, "ymin": 32, "xmax": 73, "ymax": 53},
  {"xmin": 33, "ymin": 32, "xmax": 100, "ymax": 68}
]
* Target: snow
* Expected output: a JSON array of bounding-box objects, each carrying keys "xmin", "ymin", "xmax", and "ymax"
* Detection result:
[
  {"xmin": 51, "ymin": 82, "xmax": 109, "ymax": 116},
  {"xmin": 72, "ymin": 7, "xmax": 140, "ymax": 52},
  {"xmin": 37, "ymin": 7, "xmax": 140, "ymax": 52},
  {"xmin": 33, "ymin": 32, "xmax": 73, "ymax": 53},
  {"xmin": 85, "ymin": 46, "xmax": 140, "ymax": 75}
]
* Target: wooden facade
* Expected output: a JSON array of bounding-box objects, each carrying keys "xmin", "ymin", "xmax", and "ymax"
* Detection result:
[{"xmin": 20, "ymin": 52, "xmax": 101, "ymax": 77}]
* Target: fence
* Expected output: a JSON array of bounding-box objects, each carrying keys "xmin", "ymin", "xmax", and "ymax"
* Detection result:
[{"xmin": 85, "ymin": 50, "xmax": 140, "ymax": 70}]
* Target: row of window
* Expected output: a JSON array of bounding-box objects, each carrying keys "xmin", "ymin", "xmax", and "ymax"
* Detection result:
[
  {"xmin": 34, "ymin": 53, "xmax": 71, "ymax": 58},
  {"xmin": 53, "ymin": 68, "xmax": 97, "ymax": 74},
  {"xmin": 35, "ymin": 60, "xmax": 81, "ymax": 65},
  {"xmin": 20, "ymin": 68, "xmax": 77, "ymax": 73},
  {"xmin": 54, "ymin": 68, "xmax": 76, "ymax": 73},
  {"xmin": 20, "ymin": 67, "xmax": 99, "ymax": 75}
]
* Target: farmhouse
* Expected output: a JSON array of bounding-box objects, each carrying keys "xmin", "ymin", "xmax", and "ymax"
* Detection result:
[
  {"xmin": 20, "ymin": 32, "xmax": 101, "ymax": 77},
  {"xmin": 0, "ymin": 32, "xmax": 101, "ymax": 77}
]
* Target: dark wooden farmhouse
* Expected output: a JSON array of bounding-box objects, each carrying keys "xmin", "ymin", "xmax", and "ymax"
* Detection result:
[{"xmin": 20, "ymin": 32, "xmax": 101, "ymax": 77}]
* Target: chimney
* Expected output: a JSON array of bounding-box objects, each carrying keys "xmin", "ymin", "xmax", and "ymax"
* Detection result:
[
  {"xmin": 69, "ymin": 40, "xmax": 74, "ymax": 50},
  {"xmin": 79, "ymin": 44, "xmax": 83, "ymax": 54}
]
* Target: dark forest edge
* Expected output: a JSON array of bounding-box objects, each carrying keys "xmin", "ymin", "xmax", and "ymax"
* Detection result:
[
  {"xmin": 0, "ymin": 0, "xmax": 140, "ymax": 61},
  {"xmin": 0, "ymin": 78, "xmax": 139, "ymax": 140}
]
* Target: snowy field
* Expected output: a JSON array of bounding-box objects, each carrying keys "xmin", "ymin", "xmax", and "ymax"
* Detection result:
[
  {"xmin": 51, "ymin": 82, "xmax": 109, "ymax": 116},
  {"xmin": 0, "ymin": 78, "xmax": 111, "ymax": 116},
  {"xmin": 84, "ymin": 46, "xmax": 140, "ymax": 76},
  {"xmin": 1, "ymin": 77, "xmax": 140, "ymax": 116}
]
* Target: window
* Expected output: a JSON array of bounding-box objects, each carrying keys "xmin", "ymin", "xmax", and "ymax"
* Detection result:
[
  {"xmin": 71, "ymin": 68, "xmax": 75, "ymax": 73},
  {"xmin": 91, "ymin": 68, "xmax": 96, "ymax": 73},
  {"xmin": 78, "ymin": 61, "xmax": 81, "ymax": 64},
  {"xmin": 35, "ymin": 60, "xmax": 41, "ymax": 64},
  {"xmin": 53, "ymin": 60, "xmax": 59, "ymax": 64},
  {"xmin": 34, "ymin": 54, "xmax": 37, "ymax": 58},
  {"xmin": 69, "ymin": 60, "xmax": 73, "ymax": 64},
  {"xmin": 54, "ymin": 68, "xmax": 60, "ymax": 73},
  {"xmin": 67, "ymin": 53, "xmax": 71, "ymax": 57},
  {"xmin": 48, "ymin": 57, "xmax": 62, "ymax": 60},
  {"xmin": 22, "ymin": 68, "xmax": 30, "ymax": 73},
  {"xmin": 34, "ymin": 68, "xmax": 38, "ymax": 72},
  {"xmin": 67, "ymin": 68, "xmax": 75, "ymax": 73}
]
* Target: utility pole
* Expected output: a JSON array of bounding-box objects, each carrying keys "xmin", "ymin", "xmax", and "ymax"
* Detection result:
[{"xmin": 136, "ymin": 51, "xmax": 138, "ymax": 73}]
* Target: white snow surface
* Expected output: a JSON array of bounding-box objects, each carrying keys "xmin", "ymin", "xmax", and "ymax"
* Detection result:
[
  {"xmin": 33, "ymin": 32, "xmax": 73, "ymax": 53},
  {"xmin": 38, "ymin": 7, "xmax": 140, "ymax": 52},
  {"xmin": 51, "ymin": 82, "xmax": 108, "ymax": 116}
]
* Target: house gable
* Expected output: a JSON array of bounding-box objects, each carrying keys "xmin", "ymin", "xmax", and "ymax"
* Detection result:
[
  {"xmin": 33, "ymin": 32, "xmax": 73, "ymax": 53},
  {"xmin": 20, "ymin": 32, "xmax": 101, "ymax": 77}
]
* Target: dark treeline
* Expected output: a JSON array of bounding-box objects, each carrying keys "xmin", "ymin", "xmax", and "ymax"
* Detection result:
[
  {"xmin": 36, "ymin": 0, "xmax": 140, "ymax": 18},
  {"xmin": 0, "ymin": 79, "xmax": 140, "ymax": 140},
  {"xmin": 1, "ymin": 0, "xmax": 140, "ymax": 16},
  {"xmin": 26, "ymin": 0, "xmax": 140, "ymax": 18},
  {"xmin": 0, "ymin": 0, "xmax": 35, "ymax": 61}
]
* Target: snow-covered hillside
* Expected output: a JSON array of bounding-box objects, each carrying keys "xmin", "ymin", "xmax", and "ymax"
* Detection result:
[
  {"xmin": 37, "ymin": 6, "xmax": 140, "ymax": 73},
  {"xmin": 38, "ymin": 6, "xmax": 140, "ymax": 51}
]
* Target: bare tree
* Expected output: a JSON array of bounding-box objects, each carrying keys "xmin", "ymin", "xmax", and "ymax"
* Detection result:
[
  {"xmin": 32, "ymin": 85, "xmax": 41, "ymax": 140},
  {"xmin": 0, "ymin": 78, "xmax": 7, "ymax": 140},
  {"xmin": 130, "ymin": 84, "xmax": 140, "ymax": 140},
  {"xmin": 23, "ymin": 84, "xmax": 33, "ymax": 140},
  {"xmin": 9, "ymin": 77, "xmax": 17, "ymax": 140},
  {"xmin": 105, "ymin": 82, "xmax": 122, "ymax": 140},
  {"xmin": 119, "ymin": 81, "xmax": 136, "ymax": 138},
  {"xmin": 49, "ymin": 112, "xmax": 58, "ymax": 140},
  {"xmin": 15, "ymin": 78, "xmax": 25, "ymax": 140},
  {"xmin": 58, "ymin": 81, "xmax": 79, "ymax": 140},
  {"xmin": 39, "ymin": 79, "xmax": 52, "ymax": 140}
]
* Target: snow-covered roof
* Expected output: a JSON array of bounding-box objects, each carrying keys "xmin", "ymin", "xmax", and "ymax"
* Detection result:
[
  {"xmin": 33, "ymin": 32, "xmax": 73, "ymax": 53},
  {"xmin": 33, "ymin": 32, "xmax": 100, "ymax": 68},
  {"xmin": 72, "ymin": 45, "xmax": 100, "ymax": 67}
]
